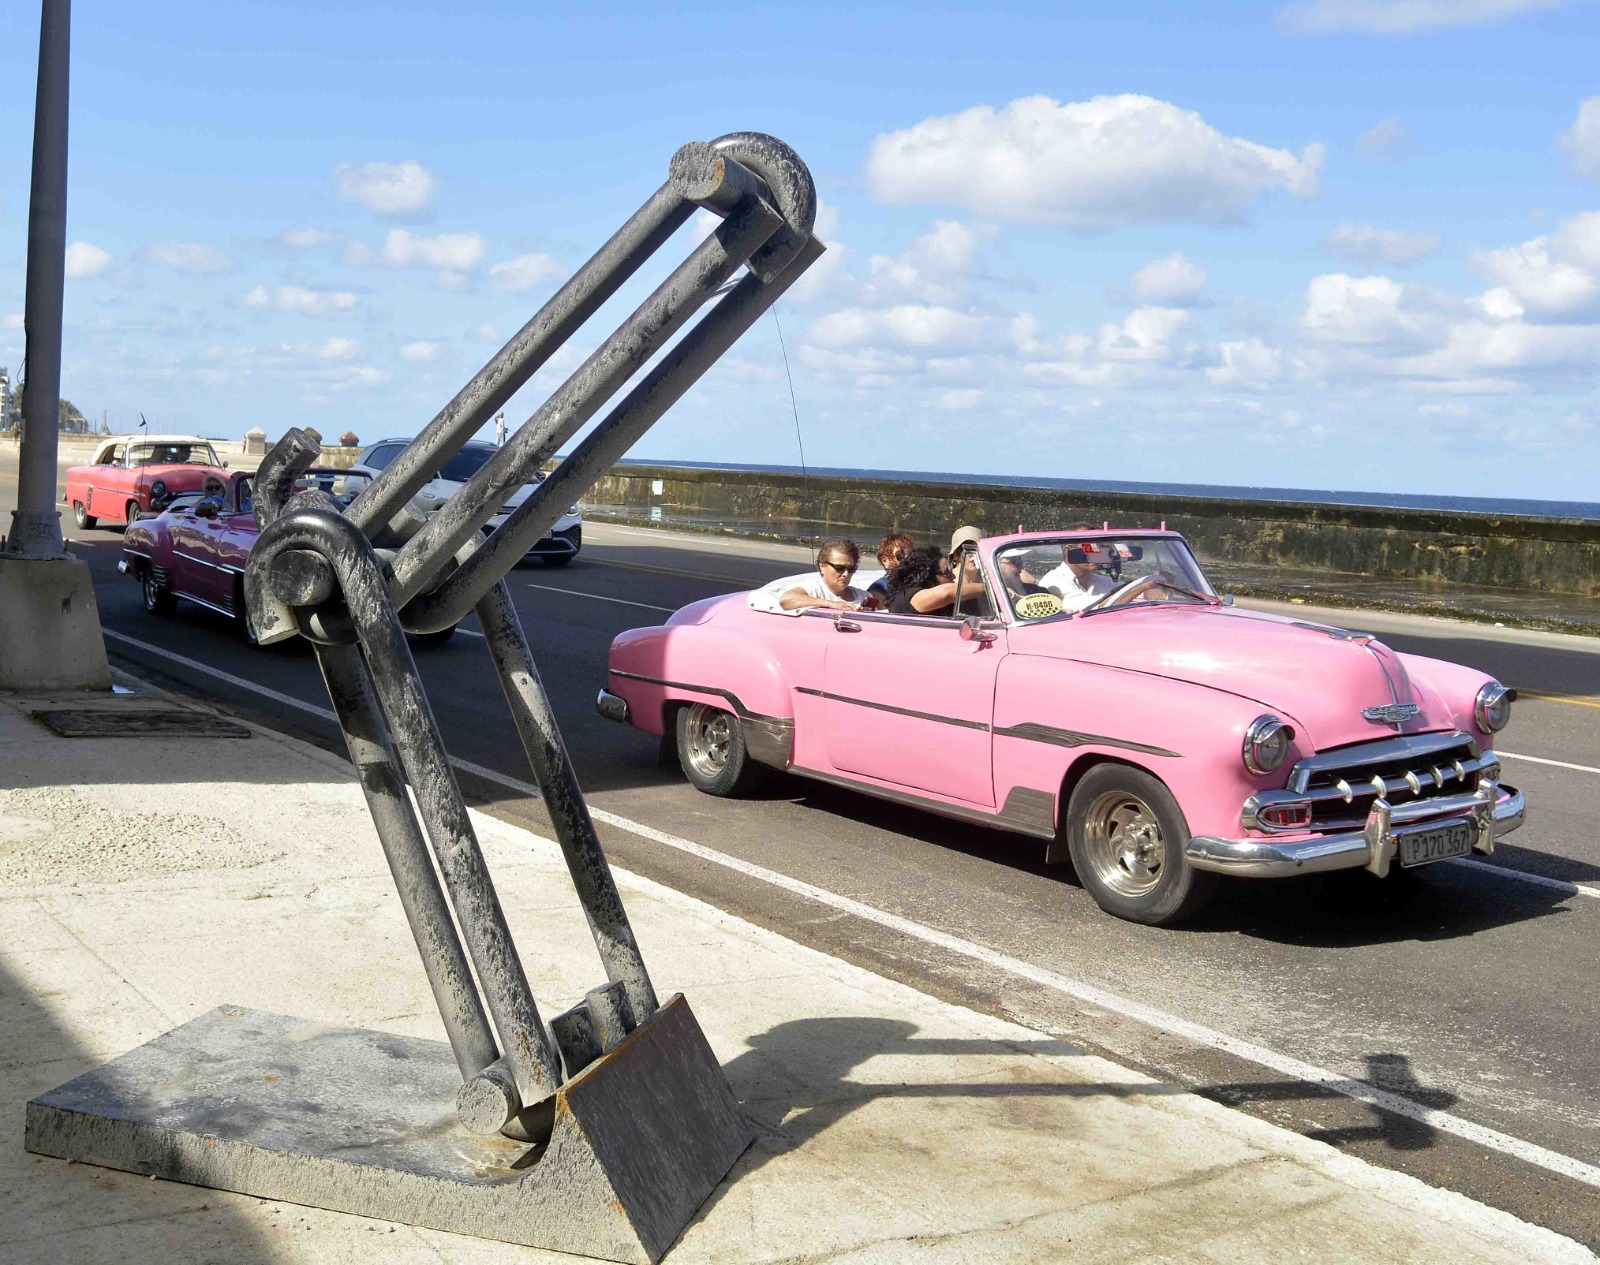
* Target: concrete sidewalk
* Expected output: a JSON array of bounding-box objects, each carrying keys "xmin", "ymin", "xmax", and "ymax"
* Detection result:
[{"xmin": 0, "ymin": 680, "xmax": 1589, "ymax": 1264}]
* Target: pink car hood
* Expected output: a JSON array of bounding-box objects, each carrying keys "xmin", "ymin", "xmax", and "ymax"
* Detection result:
[{"xmin": 1008, "ymin": 604, "xmax": 1448, "ymax": 752}]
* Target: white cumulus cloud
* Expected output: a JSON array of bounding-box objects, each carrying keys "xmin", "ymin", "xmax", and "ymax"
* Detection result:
[
  {"xmin": 866, "ymin": 94, "xmax": 1323, "ymax": 227},
  {"xmin": 1279, "ymin": 0, "xmax": 1564, "ymax": 35},
  {"xmin": 242, "ymin": 285, "xmax": 359, "ymax": 316},
  {"xmin": 488, "ymin": 252, "xmax": 564, "ymax": 292},
  {"xmin": 1561, "ymin": 96, "xmax": 1600, "ymax": 177},
  {"xmin": 334, "ymin": 160, "xmax": 438, "ymax": 217},
  {"xmin": 400, "ymin": 340, "xmax": 440, "ymax": 363},
  {"xmin": 1129, "ymin": 253, "xmax": 1207, "ymax": 306},
  {"xmin": 280, "ymin": 228, "xmax": 332, "ymax": 249},
  {"xmin": 1325, "ymin": 221, "xmax": 1441, "ymax": 266},
  {"xmin": 1472, "ymin": 211, "xmax": 1600, "ymax": 319},
  {"xmin": 139, "ymin": 241, "xmax": 235, "ymax": 273},
  {"xmin": 1206, "ymin": 338, "xmax": 1288, "ymax": 389},
  {"xmin": 381, "ymin": 229, "xmax": 486, "ymax": 270},
  {"xmin": 284, "ymin": 336, "xmax": 360, "ymax": 361},
  {"xmin": 1354, "ymin": 117, "xmax": 1409, "ymax": 156},
  {"xmin": 939, "ymin": 389, "xmax": 984, "ymax": 410},
  {"xmin": 1299, "ymin": 273, "xmax": 1441, "ymax": 348},
  {"xmin": 809, "ymin": 304, "xmax": 987, "ymax": 354},
  {"xmin": 65, "ymin": 241, "xmax": 113, "ymax": 278},
  {"xmin": 865, "ymin": 221, "xmax": 991, "ymax": 304}
]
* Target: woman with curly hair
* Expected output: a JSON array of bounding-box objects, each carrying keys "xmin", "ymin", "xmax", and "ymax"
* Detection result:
[
  {"xmin": 885, "ymin": 544, "xmax": 959, "ymax": 615},
  {"xmin": 864, "ymin": 532, "xmax": 915, "ymax": 606}
]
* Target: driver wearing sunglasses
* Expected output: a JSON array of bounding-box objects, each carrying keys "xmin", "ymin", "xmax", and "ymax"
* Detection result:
[
  {"xmin": 773, "ymin": 538, "xmax": 867, "ymax": 612},
  {"xmin": 1039, "ymin": 540, "xmax": 1118, "ymax": 611}
]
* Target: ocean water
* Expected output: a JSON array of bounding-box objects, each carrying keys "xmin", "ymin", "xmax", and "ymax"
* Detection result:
[{"xmin": 619, "ymin": 459, "xmax": 1600, "ymax": 523}]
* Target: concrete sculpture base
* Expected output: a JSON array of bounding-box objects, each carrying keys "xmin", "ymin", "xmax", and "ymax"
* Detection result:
[{"xmin": 25, "ymin": 996, "xmax": 751, "ymax": 1263}]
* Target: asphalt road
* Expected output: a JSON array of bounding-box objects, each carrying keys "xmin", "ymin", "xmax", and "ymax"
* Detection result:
[{"xmin": 7, "ymin": 457, "xmax": 1600, "ymax": 1248}]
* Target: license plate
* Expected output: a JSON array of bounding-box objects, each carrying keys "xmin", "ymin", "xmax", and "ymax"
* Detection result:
[{"xmin": 1398, "ymin": 820, "xmax": 1473, "ymax": 868}]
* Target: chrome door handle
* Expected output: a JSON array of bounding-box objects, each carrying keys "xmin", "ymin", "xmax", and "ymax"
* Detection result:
[{"xmin": 835, "ymin": 620, "xmax": 862, "ymax": 633}]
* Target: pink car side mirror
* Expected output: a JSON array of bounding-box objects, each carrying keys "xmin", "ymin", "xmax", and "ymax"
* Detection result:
[{"xmin": 960, "ymin": 615, "xmax": 997, "ymax": 645}]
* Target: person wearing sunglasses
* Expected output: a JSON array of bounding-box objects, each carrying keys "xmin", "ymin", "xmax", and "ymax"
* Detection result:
[
  {"xmin": 862, "ymin": 532, "xmax": 915, "ymax": 608},
  {"xmin": 1039, "ymin": 539, "xmax": 1118, "ymax": 611},
  {"xmin": 758, "ymin": 538, "xmax": 867, "ymax": 612}
]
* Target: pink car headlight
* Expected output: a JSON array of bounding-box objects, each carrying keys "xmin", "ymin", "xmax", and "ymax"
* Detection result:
[
  {"xmin": 1242, "ymin": 714, "xmax": 1295, "ymax": 776},
  {"xmin": 1474, "ymin": 682, "xmax": 1515, "ymax": 733}
]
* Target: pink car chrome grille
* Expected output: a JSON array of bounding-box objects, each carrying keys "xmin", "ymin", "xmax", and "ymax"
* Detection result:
[{"xmin": 1253, "ymin": 732, "xmax": 1491, "ymax": 833}]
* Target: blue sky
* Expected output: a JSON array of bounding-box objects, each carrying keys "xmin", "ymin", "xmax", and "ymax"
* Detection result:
[{"xmin": 2, "ymin": 0, "xmax": 1598, "ymax": 500}]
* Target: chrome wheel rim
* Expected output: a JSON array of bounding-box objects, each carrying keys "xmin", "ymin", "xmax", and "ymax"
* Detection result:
[
  {"xmin": 683, "ymin": 704, "xmax": 734, "ymax": 780},
  {"xmin": 143, "ymin": 570, "xmax": 160, "ymax": 611},
  {"xmin": 1081, "ymin": 790, "xmax": 1166, "ymax": 897}
]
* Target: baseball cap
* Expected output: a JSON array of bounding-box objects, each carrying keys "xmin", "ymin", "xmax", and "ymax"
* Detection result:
[{"xmin": 949, "ymin": 525, "xmax": 983, "ymax": 552}]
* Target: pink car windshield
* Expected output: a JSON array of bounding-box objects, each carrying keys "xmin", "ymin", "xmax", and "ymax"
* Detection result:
[{"xmin": 993, "ymin": 536, "xmax": 1215, "ymax": 622}]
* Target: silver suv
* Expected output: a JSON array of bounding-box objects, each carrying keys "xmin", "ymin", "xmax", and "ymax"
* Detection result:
[{"xmin": 345, "ymin": 439, "xmax": 583, "ymax": 566}]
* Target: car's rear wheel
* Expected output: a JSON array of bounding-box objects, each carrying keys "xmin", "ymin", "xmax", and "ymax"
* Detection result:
[
  {"xmin": 141, "ymin": 564, "xmax": 176, "ymax": 616},
  {"xmin": 676, "ymin": 702, "xmax": 767, "ymax": 797},
  {"xmin": 72, "ymin": 501, "xmax": 96, "ymax": 529},
  {"xmin": 410, "ymin": 624, "xmax": 458, "ymax": 648},
  {"xmin": 1065, "ymin": 764, "xmax": 1216, "ymax": 926}
]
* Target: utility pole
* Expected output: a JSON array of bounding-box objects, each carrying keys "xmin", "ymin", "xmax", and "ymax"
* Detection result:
[
  {"xmin": 8, "ymin": 0, "xmax": 70, "ymax": 558},
  {"xmin": 0, "ymin": 0, "xmax": 110, "ymax": 690}
]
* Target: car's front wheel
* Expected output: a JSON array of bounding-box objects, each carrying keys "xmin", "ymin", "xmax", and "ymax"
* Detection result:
[
  {"xmin": 125, "ymin": 501, "xmax": 143, "ymax": 527},
  {"xmin": 675, "ymin": 702, "xmax": 767, "ymax": 797},
  {"xmin": 1064, "ymin": 764, "xmax": 1216, "ymax": 926},
  {"xmin": 141, "ymin": 564, "xmax": 176, "ymax": 616},
  {"xmin": 72, "ymin": 501, "xmax": 96, "ymax": 529}
]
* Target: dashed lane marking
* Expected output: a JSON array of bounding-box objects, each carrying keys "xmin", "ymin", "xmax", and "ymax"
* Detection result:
[
  {"xmin": 1500, "ymin": 750, "xmax": 1600, "ymax": 775},
  {"xmin": 96, "ymin": 626, "xmax": 1600, "ymax": 1192},
  {"xmin": 524, "ymin": 583, "xmax": 676, "ymax": 614}
]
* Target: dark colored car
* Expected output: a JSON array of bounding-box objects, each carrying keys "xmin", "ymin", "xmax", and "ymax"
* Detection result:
[
  {"xmin": 119, "ymin": 469, "xmax": 459, "ymax": 647},
  {"xmin": 345, "ymin": 438, "xmax": 584, "ymax": 565}
]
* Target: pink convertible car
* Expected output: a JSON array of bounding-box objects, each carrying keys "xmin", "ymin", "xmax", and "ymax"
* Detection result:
[{"xmin": 600, "ymin": 527, "xmax": 1524, "ymax": 925}]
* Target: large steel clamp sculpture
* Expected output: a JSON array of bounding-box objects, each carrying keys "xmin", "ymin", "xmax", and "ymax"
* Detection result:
[{"xmin": 25, "ymin": 134, "xmax": 824, "ymax": 1264}]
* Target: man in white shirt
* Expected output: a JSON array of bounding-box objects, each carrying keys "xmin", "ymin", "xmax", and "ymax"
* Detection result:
[
  {"xmin": 1038, "ymin": 542, "xmax": 1119, "ymax": 611},
  {"xmin": 749, "ymin": 539, "xmax": 866, "ymax": 614}
]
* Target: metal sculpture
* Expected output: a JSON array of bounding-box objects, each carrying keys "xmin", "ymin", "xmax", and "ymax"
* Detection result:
[{"xmin": 26, "ymin": 133, "xmax": 823, "ymax": 1264}]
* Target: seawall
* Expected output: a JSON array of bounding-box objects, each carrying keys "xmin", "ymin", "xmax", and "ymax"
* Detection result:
[{"xmin": 585, "ymin": 464, "xmax": 1600, "ymax": 599}]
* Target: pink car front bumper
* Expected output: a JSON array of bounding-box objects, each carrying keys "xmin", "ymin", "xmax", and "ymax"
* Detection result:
[{"xmin": 1185, "ymin": 778, "xmax": 1524, "ymax": 879}]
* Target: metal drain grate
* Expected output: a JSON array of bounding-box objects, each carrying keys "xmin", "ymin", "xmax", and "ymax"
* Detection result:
[{"xmin": 30, "ymin": 709, "xmax": 251, "ymax": 739}]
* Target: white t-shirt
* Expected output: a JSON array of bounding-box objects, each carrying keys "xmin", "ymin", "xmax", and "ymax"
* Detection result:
[
  {"xmin": 748, "ymin": 570, "xmax": 865, "ymax": 615},
  {"xmin": 1038, "ymin": 565, "xmax": 1118, "ymax": 611}
]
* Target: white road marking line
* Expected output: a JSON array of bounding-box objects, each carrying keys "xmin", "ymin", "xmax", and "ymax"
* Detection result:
[
  {"xmin": 585, "ymin": 806, "xmax": 1600, "ymax": 1189},
  {"xmin": 103, "ymin": 628, "xmax": 527, "ymax": 794},
  {"xmin": 97, "ymin": 626, "xmax": 1600, "ymax": 1188},
  {"xmin": 457, "ymin": 627, "xmax": 484, "ymax": 638},
  {"xmin": 1448, "ymin": 857, "xmax": 1600, "ymax": 899},
  {"xmin": 1500, "ymin": 749, "xmax": 1600, "ymax": 776},
  {"xmin": 104, "ymin": 629, "xmax": 337, "ymax": 722},
  {"xmin": 525, "ymin": 583, "xmax": 675, "ymax": 614}
]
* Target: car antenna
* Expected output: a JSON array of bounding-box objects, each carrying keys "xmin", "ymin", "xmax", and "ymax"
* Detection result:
[{"xmin": 769, "ymin": 302, "xmax": 816, "ymax": 549}]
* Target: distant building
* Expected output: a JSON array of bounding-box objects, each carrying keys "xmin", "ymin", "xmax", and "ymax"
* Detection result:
[{"xmin": 0, "ymin": 366, "xmax": 11, "ymax": 431}]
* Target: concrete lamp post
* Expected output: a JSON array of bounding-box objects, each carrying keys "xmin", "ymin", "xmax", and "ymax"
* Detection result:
[{"xmin": 0, "ymin": 0, "xmax": 111, "ymax": 691}]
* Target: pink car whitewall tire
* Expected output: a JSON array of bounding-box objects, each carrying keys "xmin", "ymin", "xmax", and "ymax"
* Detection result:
[
  {"xmin": 1065, "ymin": 764, "xmax": 1217, "ymax": 927},
  {"xmin": 676, "ymin": 703, "xmax": 767, "ymax": 797}
]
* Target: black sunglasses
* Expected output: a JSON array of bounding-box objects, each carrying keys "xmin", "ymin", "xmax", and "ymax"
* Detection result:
[{"xmin": 821, "ymin": 560, "xmax": 858, "ymax": 574}]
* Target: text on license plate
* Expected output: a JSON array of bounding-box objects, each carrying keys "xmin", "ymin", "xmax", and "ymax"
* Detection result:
[{"xmin": 1398, "ymin": 821, "xmax": 1473, "ymax": 868}]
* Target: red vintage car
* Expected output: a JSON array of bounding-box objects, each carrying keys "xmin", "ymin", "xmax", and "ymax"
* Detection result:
[
  {"xmin": 65, "ymin": 434, "xmax": 230, "ymax": 528},
  {"xmin": 119, "ymin": 470, "xmax": 460, "ymax": 647}
]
